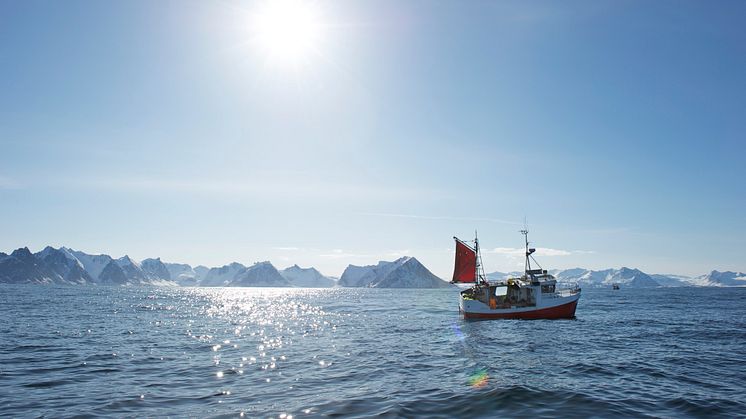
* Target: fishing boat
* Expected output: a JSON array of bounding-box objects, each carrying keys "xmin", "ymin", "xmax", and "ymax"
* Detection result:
[{"xmin": 452, "ymin": 229, "xmax": 581, "ymax": 320}]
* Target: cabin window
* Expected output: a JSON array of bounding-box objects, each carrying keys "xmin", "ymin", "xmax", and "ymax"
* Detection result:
[{"xmin": 494, "ymin": 286, "xmax": 508, "ymax": 296}]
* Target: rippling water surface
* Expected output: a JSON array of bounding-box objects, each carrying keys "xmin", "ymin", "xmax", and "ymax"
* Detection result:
[{"xmin": 1, "ymin": 285, "xmax": 745, "ymax": 418}]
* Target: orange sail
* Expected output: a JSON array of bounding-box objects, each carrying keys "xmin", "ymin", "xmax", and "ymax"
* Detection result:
[{"xmin": 452, "ymin": 238, "xmax": 477, "ymax": 283}]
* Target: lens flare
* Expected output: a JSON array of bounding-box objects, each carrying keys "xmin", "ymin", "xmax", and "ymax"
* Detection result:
[{"xmin": 468, "ymin": 369, "xmax": 489, "ymax": 389}]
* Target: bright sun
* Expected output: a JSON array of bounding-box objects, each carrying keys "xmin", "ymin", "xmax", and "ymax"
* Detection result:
[{"xmin": 251, "ymin": 0, "xmax": 324, "ymax": 67}]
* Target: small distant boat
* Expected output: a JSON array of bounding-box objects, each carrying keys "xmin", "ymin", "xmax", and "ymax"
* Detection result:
[
  {"xmin": 612, "ymin": 283, "xmax": 620, "ymax": 290},
  {"xmin": 452, "ymin": 229, "xmax": 581, "ymax": 320}
]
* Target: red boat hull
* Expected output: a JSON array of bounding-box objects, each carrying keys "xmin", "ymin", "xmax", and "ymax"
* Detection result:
[{"xmin": 462, "ymin": 299, "xmax": 578, "ymax": 320}]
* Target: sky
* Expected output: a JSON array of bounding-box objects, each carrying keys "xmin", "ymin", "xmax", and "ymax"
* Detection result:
[{"xmin": 1, "ymin": 0, "xmax": 744, "ymax": 278}]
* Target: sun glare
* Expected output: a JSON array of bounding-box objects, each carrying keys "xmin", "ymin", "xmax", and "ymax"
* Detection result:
[{"xmin": 251, "ymin": 0, "xmax": 324, "ymax": 67}]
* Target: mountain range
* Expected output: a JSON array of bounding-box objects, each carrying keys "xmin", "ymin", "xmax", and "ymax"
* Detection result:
[
  {"xmin": 487, "ymin": 267, "xmax": 746, "ymax": 288},
  {"xmin": 0, "ymin": 246, "xmax": 449, "ymax": 288},
  {"xmin": 2, "ymin": 246, "xmax": 743, "ymax": 288}
]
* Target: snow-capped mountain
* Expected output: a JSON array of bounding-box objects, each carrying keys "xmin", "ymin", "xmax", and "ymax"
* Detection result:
[
  {"xmin": 280, "ymin": 264, "xmax": 336, "ymax": 287},
  {"xmin": 0, "ymin": 247, "xmax": 178, "ymax": 286},
  {"xmin": 113, "ymin": 256, "xmax": 147, "ymax": 283},
  {"xmin": 485, "ymin": 268, "xmax": 745, "ymax": 288},
  {"xmin": 339, "ymin": 257, "xmax": 451, "ymax": 288},
  {"xmin": 201, "ymin": 262, "xmax": 247, "ymax": 287},
  {"xmin": 35, "ymin": 246, "xmax": 93, "ymax": 284},
  {"xmin": 200, "ymin": 261, "xmax": 291, "ymax": 287},
  {"xmin": 690, "ymin": 271, "xmax": 746, "ymax": 287},
  {"xmin": 550, "ymin": 267, "xmax": 659, "ymax": 288},
  {"xmin": 141, "ymin": 258, "xmax": 171, "ymax": 281},
  {"xmin": 0, "ymin": 248, "xmax": 60, "ymax": 284},
  {"xmin": 96, "ymin": 255, "xmax": 175, "ymax": 286},
  {"xmin": 338, "ymin": 264, "xmax": 373, "ymax": 287},
  {"xmin": 98, "ymin": 259, "xmax": 130, "ymax": 285},
  {"xmin": 232, "ymin": 262, "xmax": 291, "ymax": 287},
  {"xmin": 0, "ymin": 247, "xmax": 98, "ymax": 284},
  {"xmin": 485, "ymin": 268, "xmax": 660, "ymax": 288},
  {"xmin": 65, "ymin": 248, "xmax": 112, "ymax": 280},
  {"xmin": 487, "ymin": 267, "xmax": 693, "ymax": 288},
  {"xmin": 164, "ymin": 263, "xmax": 208, "ymax": 286}
]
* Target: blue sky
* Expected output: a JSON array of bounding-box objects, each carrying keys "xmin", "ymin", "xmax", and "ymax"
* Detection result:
[{"xmin": 1, "ymin": 0, "xmax": 744, "ymax": 277}]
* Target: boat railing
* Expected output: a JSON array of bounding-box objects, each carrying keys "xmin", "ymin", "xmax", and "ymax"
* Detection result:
[{"xmin": 547, "ymin": 287, "xmax": 581, "ymax": 298}]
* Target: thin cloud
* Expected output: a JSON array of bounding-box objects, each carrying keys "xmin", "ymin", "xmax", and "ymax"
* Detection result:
[
  {"xmin": 318, "ymin": 249, "xmax": 370, "ymax": 259},
  {"xmin": 0, "ymin": 175, "xmax": 21, "ymax": 189},
  {"xmin": 357, "ymin": 212, "xmax": 522, "ymax": 225},
  {"xmin": 581, "ymin": 227, "xmax": 633, "ymax": 235},
  {"xmin": 51, "ymin": 176, "xmax": 443, "ymax": 202},
  {"xmin": 488, "ymin": 247, "xmax": 592, "ymax": 257},
  {"xmin": 318, "ymin": 248, "xmax": 411, "ymax": 260}
]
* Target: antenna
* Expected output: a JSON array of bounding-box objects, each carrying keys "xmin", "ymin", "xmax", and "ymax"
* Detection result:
[
  {"xmin": 521, "ymin": 228, "xmax": 530, "ymax": 273},
  {"xmin": 521, "ymin": 217, "xmax": 531, "ymax": 273}
]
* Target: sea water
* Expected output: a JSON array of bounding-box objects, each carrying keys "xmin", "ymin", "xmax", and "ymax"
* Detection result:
[{"xmin": 1, "ymin": 285, "xmax": 745, "ymax": 418}]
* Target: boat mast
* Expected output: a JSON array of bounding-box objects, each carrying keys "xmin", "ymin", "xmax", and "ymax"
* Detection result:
[
  {"xmin": 475, "ymin": 230, "xmax": 487, "ymax": 286},
  {"xmin": 521, "ymin": 227, "xmax": 544, "ymax": 283},
  {"xmin": 521, "ymin": 228, "xmax": 531, "ymax": 273}
]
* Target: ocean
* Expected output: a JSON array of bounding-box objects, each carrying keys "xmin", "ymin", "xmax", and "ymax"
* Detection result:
[{"xmin": 1, "ymin": 285, "xmax": 744, "ymax": 418}]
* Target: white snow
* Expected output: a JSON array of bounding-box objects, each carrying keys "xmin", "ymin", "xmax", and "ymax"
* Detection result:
[
  {"xmin": 339, "ymin": 257, "xmax": 450, "ymax": 288},
  {"xmin": 280, "ymin": 264, "xmax": 336, "ymax": 287},
  {"xmin": 66, "ymin": 248, "xmax": 113, "ymax": 281},
  {"xmin": 201, "ymin": 262, "xmax": 247, "ymax": 287}
]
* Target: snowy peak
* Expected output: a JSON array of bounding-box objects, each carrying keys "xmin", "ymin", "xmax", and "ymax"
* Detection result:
[
  {"xmin": 552, "ymin": 267, "xmax": 660, "ymax": 288},
  {"xmin": 200, "ymin": 261, "xmax": 291, "ymax": 287},
  {"xmin": 232, "ymin": 261, "xmax": 291, "ymax": 287},
  {"xmin": 34, "ymin": 247, "xmax": 91, "ymax": 284},
  {"xmin": 113, "ymin": 256, "xmax": 147, "ymax": 284},
  {"xmin": 0, "ymin": 247, "xmax": 58, "ymax": 284},
  {"xmin": 337, "ymin": 264, "xmax": 373, "ymax": 287},
  {"xmin": 374, "ymin": 257, "xmax": 451, "ymax": 288},
  {"xmin": 164, "ymin": 262, "xmax": 206, "ymax": 286},
  {"xmin": 67, "ymin": 249, "xmax": 113, "ymax": 281},
  {"xmin": 339, "ymin": 257, "xmax": 450, "ymax": 288},
  {"xmin": 201, "ymin": 262, "xmax": 247, "ymax": 287},
  {"xmin": 98, "ymin": 260, "xmax": 129, "ymax": 285},
  {"xmin": 694, "ymin": 270, "xmax": 746, "ymax": 287},
  {"xmin": 141, "ymin": 258, "xmax": 171, "ymax": 281},
  {"xmin": 614, "ymin": 267, "xmax": 659, "ymax": 288},
  {"xmin": 280, "ymin": 264, "xmax": 336, "ymax": 288},
  {"xmin": 10, "ymin": 247, "xmax": 33, "ymax": 260},
  {"xmin": 116, "ymin": 255, "xmax": 141, "ymax": 269},
  {"xmin": 0, "ymin": 246, "xmax": 94, "ymax": 284}
]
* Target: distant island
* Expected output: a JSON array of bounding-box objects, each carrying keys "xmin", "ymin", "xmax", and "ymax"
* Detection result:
[{"xmin": 0, "ymin": 246, "xmax": 451, "ymax": 288}]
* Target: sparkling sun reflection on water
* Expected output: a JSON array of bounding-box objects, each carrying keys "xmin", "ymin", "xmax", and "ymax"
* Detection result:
[
  {"xmin": 187, "ymin": 287, "xmax": 352, "ymax": 415},
  {"xmin": 2, "ymin": 286, "xmax": 746, "ymax": 417}
]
